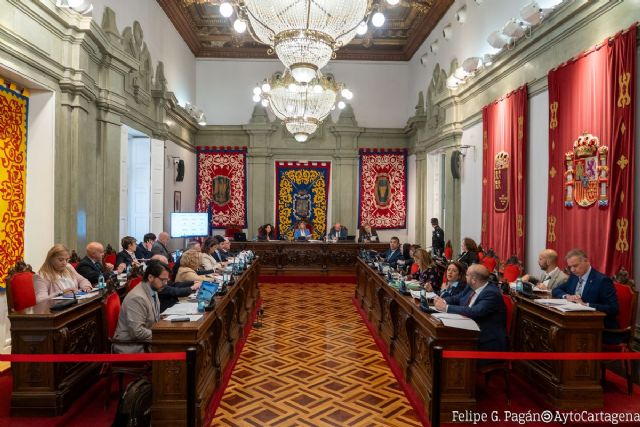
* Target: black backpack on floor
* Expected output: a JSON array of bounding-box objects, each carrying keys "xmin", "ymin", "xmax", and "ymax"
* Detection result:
[{"xmin": 112, "ymin": 377, "xmax": 152, "ymax": 427}]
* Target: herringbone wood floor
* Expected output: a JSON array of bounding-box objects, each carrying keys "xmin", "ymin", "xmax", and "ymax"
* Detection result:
[{"xmin": 212, "ymin": 283, "xmax": 422, "ymax": 427}]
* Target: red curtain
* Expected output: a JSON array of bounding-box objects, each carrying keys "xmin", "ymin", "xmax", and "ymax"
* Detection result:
[
  {"xmin": 547, "ymin": 26, "xmax": 636, "ymax": 275},
  {"xmin": 481, "ymin": 85, "xmax": 528, "ymax": 261}
]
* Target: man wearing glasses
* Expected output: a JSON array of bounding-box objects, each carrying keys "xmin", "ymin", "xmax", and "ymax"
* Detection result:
[{"xmin": 112, "ymin": 260, "xmax": 171, "ymax": 353}]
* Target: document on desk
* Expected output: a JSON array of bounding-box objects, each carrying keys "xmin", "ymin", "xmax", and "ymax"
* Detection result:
[
  {"xmin": 535, "ymin": 298, "xmax": 567, "ymax": 306},
  {"xmin": 51, "ymin": 293, "xmax": 94, "ymax": 300},
  {"xmin": 410, "ymin": 290, "xmax": 437, "ymax": 299},
  {"xmin": 164, "ymin": 314, "xmax": 203, "ymax": 322},
  {"xmin": 431, "ymin": 313, "xmax": 480, "ymax": 331},
  {"xmin": 162, "ymin": 302, "xmax": 200, "ymax": 315},
  {"xmin": 555, "ymin": 302, "xmax": 596, "ymax": 312}
]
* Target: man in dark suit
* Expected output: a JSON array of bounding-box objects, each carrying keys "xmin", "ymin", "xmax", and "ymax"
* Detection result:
[
  {"xmin": 328, "ymin": 222, "xmax": 348, "ymax": 240},
  {"xmin": 435, "ymin": 264, "xmax": 507, "ymax": 359},
  {"xmin": 212, "ymin": 235, "xmax": 229, "ymax": 262},
  {"xmin": 431, "ymin": 218, "xmax": 445, "ymax": 257},
  {"xmin": 151, "ymin": 231, "xmax": 174, "ymax": 263},
  {"xmin": 135, "ymin": 233, "xmax": 156, "ymax": 260},
  {"xmin": 77, "ymin": 242, "xmax": 125, "ymax": 284},
  {"xmin": 381, "ymin": 237, "xmax": 402, "ymax": 268},
  {"xmin": 552, "ymin": 249, "xmax": 619, "ymax": 343}
]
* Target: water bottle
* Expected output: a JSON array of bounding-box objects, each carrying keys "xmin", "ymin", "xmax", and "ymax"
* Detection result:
[
  {"xmin": 126, "ymin": 264, "xmax": 132, "ymax": 277},
  {"xmin": 98, "ymin": 274, "xmax": 105, "ymax": 290},
  {"xmin": 516, "ymin": 277, "xmax": 523, "ymax": 294},
  {"xmin": 197, "ymin": 298, "xmax": 206, "ymax": 313},
  {"xmin": 420, "ymin": 287, "xmax": 428, "ymax": 308}
]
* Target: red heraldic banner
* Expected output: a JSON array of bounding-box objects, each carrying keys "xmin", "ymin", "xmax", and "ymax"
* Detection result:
[
  {"xmin": 481, "ymin": 85, "xmax": 528, "ymax": 261},
  {"xmin": 196, "ymin": 146, "xmax": 247, "ymax": 229},
  {"xmin": 547, "ymin": 26, "xmax": 636, "ymax": 275},
  {"xmin": 358, "ymin": 149, "xmax": 407, "ymax": 229}
]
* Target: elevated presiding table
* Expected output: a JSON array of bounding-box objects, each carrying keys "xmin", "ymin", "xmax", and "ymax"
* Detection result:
[
  {"xmin": 231, "ymin": 241, "xmax": 388, "ymax": 274},
  {"xmin": 355, "ymin": 258, "xmax": 479, "ymax": 422}
]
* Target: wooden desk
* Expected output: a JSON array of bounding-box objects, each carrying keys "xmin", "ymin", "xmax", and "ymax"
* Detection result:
[
  {"xmin": 231, "ymin": 241, "xmax": 388, "ymax": 274},
  {"xmin": 355, "ymin": 259, "xmax": 478, "ymax": 422},
  {"xmin": 150, "ymin": 261, "xmax": 260, "ymax": 427},
  {"xmin": 512, "ymin": 296, "xmax": 605, "ymax": 409},
  {"xmin": 9, "ymin": 294, "xmax": 105, "ymax": 416}
]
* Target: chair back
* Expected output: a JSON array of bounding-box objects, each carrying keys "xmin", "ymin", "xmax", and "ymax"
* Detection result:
[
  {"xmin": 7, "ymin": 271, "xmax": 36, "ymax": 311},
  {"xmin": 613, "ymin": 282, "xmax": 638, "ymax": 332},
  {"xmin": 127, "ymin": 276, "xmax": 143, "ymax": 293},
  {"xmin": 503, "ymin": 264, "xmax": 521, "ymax": 283},
  {"xmin": 104, "ymin": 253, "xmax": 116, "ymax": 266},
  {"xmin": 103, "ymin": 291, "xmax": 121, "ymax": 339},
  {"xmin": 502, "ymin": 293, "xmax": 514, "ymax": 337},
  {"xmin": 482, "ymin": 256, "xmax": 497, "ymax": 273}
]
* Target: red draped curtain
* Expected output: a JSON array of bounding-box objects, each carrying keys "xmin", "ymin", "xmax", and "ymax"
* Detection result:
[
  {"xmin": 546, "ymin": 26, "xmax": 636, "ymax": 275},
  {"xmin": 481, "ymin": 85, "xmax": 528, "ymax": 261}
]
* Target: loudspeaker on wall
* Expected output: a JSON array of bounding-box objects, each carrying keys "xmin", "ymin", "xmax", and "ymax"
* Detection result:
[{"xmin": 176, "ymin": 159, "xmax": 185, "ymax": 182}]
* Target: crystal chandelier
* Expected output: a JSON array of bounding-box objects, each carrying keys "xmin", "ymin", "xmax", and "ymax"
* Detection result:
[
  {"xmin": 253, "ymin": 70, "xmax": 353, "ymax": 142},
  {"xmin": 220, "ymin": 1, "xmax": 399, "ymax": 82}
]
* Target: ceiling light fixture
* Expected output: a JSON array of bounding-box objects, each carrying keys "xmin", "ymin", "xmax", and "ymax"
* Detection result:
[
  {"xmin": 253, "ymin": 70, "xmax": 351, "ymax": 142},
  {"xmin": 487, "ymin": 30, "xmax": 510, "ymax": 49},
  {"xmin": 224, "ymin": 1, "xmax": 400, "ymax": 83}
]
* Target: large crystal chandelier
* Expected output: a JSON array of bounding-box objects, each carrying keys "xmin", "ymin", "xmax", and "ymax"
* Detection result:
[
  {"xmin": 219, "ymin": 1, "xmax": 399, "ymax": 82},
  {"xmin": 253, "ymin": 70, "xmax": 353, "ymax": 142}
]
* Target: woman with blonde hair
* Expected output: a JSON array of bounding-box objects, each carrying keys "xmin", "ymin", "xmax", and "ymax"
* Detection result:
[
  {"xmin": 411, "ymin": 249, "xmax": 442, "ymax": 293},
  {"xmin": 175, "ymin": 249, "xmax": 217, "ymax": 282},
  {"xmin": 34, "ymin": 244, "xmax": 92, "ymax": 303}
]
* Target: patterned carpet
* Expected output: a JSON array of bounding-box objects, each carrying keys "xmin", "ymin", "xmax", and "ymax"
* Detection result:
[{"xmin": 212, "ymin": 283, "xmax": 422, "ymax": 427}]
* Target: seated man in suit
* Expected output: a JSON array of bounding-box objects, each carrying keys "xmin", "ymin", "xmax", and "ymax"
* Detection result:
[
  {"xmin": 552, "ymin": 248, "xmax": 619, "ymax": 343},
  {"xmin": 212, "ymin": 235, "xmax": 230, "ymax": 262},
  {"xmin": 522, "ymin": 249, "xmax": 568, "ymax": 291},
  {"xmin": 77, "ymin": 242, "xmax": 125, "ymax": 284},
  {"xmin": 151, "ymin": 231, "xmax": 174, "ymax": 263},
  {"xmin": 434, "ymin": 264, "xmax": 507, "ymax": 363},
  {"xmin": 135, "ymin": 233, "xmax": 156, "ymax": 260},
  {"xmin": 328, "ymin": 222, "xmax": 348, "ymax": 240},
  {"xmin": 113, "ymin": 260, "xmax": 170, "ymax": 353},
  {"xmin": 381, "ymin": 237, "xmax": 402, "ymax": 268},
  {"xmin": 115, "ymin": 236, "xmax": 142, "ymax": 270}
]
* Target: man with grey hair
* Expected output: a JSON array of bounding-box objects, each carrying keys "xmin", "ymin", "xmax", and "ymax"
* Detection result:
[
  {"xmin": 77, "ymin": 241, "xmax": 126, "ymax": 284},
  {"xmin": 552, "ymin": 249, "xmax": 619, "ymax": 343},
  {"xmin": 151, "ymin": 231, "xmax": 173, "ymax": 262},
  {"xmin": 523, "ymin": 249, "xmax": 568, "ymax": 291}
]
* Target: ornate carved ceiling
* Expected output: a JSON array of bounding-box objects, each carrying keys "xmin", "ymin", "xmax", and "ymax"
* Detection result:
[{"xmin": 157, "ymin": 0, "xmax": 454, "ymax": 61}]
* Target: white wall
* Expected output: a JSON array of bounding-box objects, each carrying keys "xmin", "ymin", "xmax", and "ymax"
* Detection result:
[
  {"xmin": 525, "ymin": 90, "xmax": 549, "ymax": 272},
  {"xmin": 164, "ymin": 141, "xmax": 197, "ymax": 251},
  {"xmin": 407, "ymin": 0, "xmax": 563, "ymax": 117},
  {"xmin": 459, "ymin": 121, "xmax": 483, "ymax": 244},
  {"xmin": 90, "ymin": 0, "xmax": 196, "ymax": 106},
  {"xmin": 195, "ymin": 59, "xmax": 410, "ymax": 129},
  {"xmin": 406, "ymin": 154, "xmax": 416, "ymax": 244},
  {"xmin": 25, "ymin": 90, "xmax": 56, "ymax": 270}
]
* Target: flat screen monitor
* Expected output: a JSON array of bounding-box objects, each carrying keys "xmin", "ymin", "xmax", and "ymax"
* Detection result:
[{"xmin": 170, "ymin": 212, "xmax": 209, "ymax": 238}]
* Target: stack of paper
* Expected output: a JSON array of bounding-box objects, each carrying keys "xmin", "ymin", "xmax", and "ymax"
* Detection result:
[
  {"xmin": 431, "ymin": 313, "xmax": 480, "ymax": 331},
  {"xmin": 535, "ymin": 298, "xmax": 596, "ymax": 311},
  {"xmin": 162, "ymin": 302, "xmax": 199, "ymax": 315}
]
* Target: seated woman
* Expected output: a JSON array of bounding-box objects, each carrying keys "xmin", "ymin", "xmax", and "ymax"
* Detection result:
[
  {"xmin": 439, "ymin": 261, "xmax": 468, "ymax": 298},
  {"xmin": 116, "ymin": 236, "xmax": 141, "ymax": 269},
  {"xmin": 200, "ymin": 237, "xmax": 222, "ymax": 274},
  {"xmin": 258, "ymin": 223, "xmax": 277, "ymax": 241},
  {"xmin": 358, "ymin": 223, "xmax": 379, "ymax": 242},
  {"xmin": 34, "ymin": 244, "xmax": 92, "ymax": 303},
  {"xmin": 409, "ymin": 244, "xmax": 422, "ymax": 275},
  {"xmin": 293, "ymin": 221, "xmax": 311, "ymax": 240},
  {"xmin": 410, "ymin": 249, "xmax": 442, "ymax": 293},
  {"xmin": 175, "ymin": 250, "xmax": 217, "ymax": 282},
  {"xmin": 456, "ymin": 237, "xmax": 479, "ymax": 267}
]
